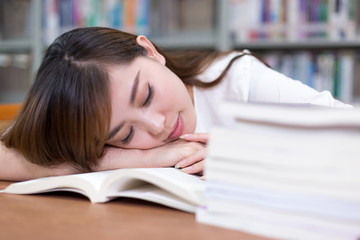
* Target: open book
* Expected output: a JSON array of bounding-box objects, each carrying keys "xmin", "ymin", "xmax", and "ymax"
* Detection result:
[{"xmin": 2, "ymin": 168, "xmax": 205, "ymax": 213}]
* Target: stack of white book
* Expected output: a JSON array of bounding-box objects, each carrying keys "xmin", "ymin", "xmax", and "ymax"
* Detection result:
[{"xmin": 196, "ymin": 102, "xmax": 360, "ymax": 240}]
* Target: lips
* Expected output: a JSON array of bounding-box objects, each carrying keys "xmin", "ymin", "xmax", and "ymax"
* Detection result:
[{"xmin": 167, "ymin": 113, "xmax": 184, "ymax": 142}]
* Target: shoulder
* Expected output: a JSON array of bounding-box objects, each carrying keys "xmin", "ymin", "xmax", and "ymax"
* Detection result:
[
  {"xmin": 197, "ymin": 50, "xmax": 253, "ymax": 82},
  {"xmin": 211, "ymin": 50, "xmax": 253, "ymax": 69},
  {"xmin": 194, "ymin": 50, "xmax": 256, "ymax": 103}
]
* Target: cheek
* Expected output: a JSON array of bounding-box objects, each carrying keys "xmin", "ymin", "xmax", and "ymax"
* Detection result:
[
  {"xmin": 158, "ymin": 81, "xmax": 190, "ymax": 106},
  {"xmin": 183, "ymin": 110, "xmax": 197, "ymax": 134},
  {"xmin": 107, "ymin": 135, "xmax": 164, "ymax": 149},
  {"xmin": 125, "ymin": 135, "xmax": 165, "ymax": 149}
]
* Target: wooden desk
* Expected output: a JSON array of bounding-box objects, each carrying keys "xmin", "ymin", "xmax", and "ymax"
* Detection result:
[
  {"xmin": 0, "ymin": 114, "xmax": 270, "ymax": 240},
  {"xmin": 0, "ymin": 181, "xmax": 271, "ymax": 240}
]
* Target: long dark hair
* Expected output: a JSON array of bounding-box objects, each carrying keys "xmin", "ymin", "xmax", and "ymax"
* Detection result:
[{"xmin": 0, "ymin": 27, "xmax": 250, "ymax": 171}]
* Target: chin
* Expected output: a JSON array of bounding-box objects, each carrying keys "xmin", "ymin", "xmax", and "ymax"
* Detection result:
[{"xmin": 185, "ymin": 121, "xmax": 197, "ymax": 134}]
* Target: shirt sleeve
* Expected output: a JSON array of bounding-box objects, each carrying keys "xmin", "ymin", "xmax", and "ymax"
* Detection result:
[{"xmin": 247, "ymin": 55, "xmax": 352, "ymax": 108}]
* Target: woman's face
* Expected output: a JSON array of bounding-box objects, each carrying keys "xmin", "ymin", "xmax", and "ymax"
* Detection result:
[{"xmin": 106, "ymin": 55, "xmax": 196, "ymax": 149}]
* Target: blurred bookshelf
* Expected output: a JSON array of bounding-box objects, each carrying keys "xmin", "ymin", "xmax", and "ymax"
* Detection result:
[{"xmin": 0, "ymin": 0, "xmax": 360, "ymax": 103}]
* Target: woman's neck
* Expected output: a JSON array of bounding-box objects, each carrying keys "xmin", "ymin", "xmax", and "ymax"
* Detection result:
[{"xmin": 186, "ymin": 84, "xmax": 194, "ymax": 105}]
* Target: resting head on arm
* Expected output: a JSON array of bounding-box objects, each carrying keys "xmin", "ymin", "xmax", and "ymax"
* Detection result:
[{"xmin": 0, "ymin": 27, "xmax": 227, "ymax": 180}]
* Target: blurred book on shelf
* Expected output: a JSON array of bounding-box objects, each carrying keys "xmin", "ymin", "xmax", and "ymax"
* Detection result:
[
  {"xmin": 0, "ymin": 0, "xmax": 32, "ymax": 40},
  {"xmin": 41, "ymin": 0, "xmax": 215, "ymax": 45},
  {"xmin": 0, "ymin": 0, "xmax": 2, "ymax": 39},
  {"xmin": 258, "ymin": 50, "xmax": 354, "ymax": 103},
  {"xmin": 0, "ymin": 53, "xmax": 32, "ymax": 103},
  {"xmin": 2, "ymin": 0, "xmax": 360, "ymax": 104},
  {"xmin": 197, "ymin": 101, "xmax": 360, "ymax": 240},
  {"xmin": 353, "ymin": 54, "xmax": 360, "ymax": 103},
  {"xmin": 229, "ymin": 0, "xmax": 358, "ymax": 42}
]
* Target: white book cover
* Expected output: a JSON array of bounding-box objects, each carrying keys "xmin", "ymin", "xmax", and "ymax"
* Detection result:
[
  {"xmin": 205, "ymin": 181, "xmax": 360, "ymax": 222},
  {"xmin": 219, "ymin": 101, "xmax": 360, "ymax": 127},
  {"xmin": 196, "ymin": 206, "xmax": 360, "ymax": 240}
]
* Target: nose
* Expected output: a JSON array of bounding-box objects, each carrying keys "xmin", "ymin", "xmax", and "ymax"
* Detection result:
[{"xmin": 142, "ymin": 111, "xmax": 166, "ymax": 136}]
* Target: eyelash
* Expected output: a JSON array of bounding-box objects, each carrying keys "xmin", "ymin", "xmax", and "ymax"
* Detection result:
[
  {"xmin": 143, "ymin": 83, "xmax": 154, "ymax": 107},
  {"xmin": 121, "ymin": 126, "xmax": 134, "ymax": 144},
  {"xmin": 122, "ymin": 83, "xmax": 153, "ymax": 145}
]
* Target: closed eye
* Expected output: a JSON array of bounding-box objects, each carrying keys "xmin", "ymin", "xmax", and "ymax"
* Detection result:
[
  {"xmin": 143, "ymin": 83, "xmax": 154, "ymax": 107},
  {"xmin": 121, "ymin": 126, "xmax": 134, "ymax": 144}
]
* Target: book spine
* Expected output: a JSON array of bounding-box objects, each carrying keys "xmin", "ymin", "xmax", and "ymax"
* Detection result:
[
  {"xmin": 135, "ymin": 0, "xmax": 150, "ymax": 35},
  {"xmin": 43, "ymin": 0, "xmax": 60, "ymax": 45},
  {"xmin": 341, "ymin": 51, "xmax": 354, "ymax": 103},
  {"xmin": 259, "ymin": 50, "xmax": 355, "ymax": 102},
  {"xmin": 229, "ymin": 0, "xmax": 359, "ymax": 41}
]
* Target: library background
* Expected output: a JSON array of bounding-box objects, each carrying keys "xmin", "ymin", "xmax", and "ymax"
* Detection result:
[{"xmin": 1, "ymin": 0, "xmax": 360, "ymax": 104}]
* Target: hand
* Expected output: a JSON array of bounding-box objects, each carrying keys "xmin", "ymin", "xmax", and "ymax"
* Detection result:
[
  {"xmin": 99, "ymin": 139, "xmax": 206, "ymax": 171},
  {"xmin": 148, "ymin": 139, "xmax": 206, "ymax": 169},
  {"xmin": 180, "ymin": 133, "xmax": 209, "ymax": 144},
  {"xmin": 174, "ymin": 133, "xmax": 209, "ymax": 174}
]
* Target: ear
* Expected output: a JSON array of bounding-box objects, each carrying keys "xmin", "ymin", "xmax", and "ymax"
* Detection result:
[{"xmin": 136, "ymin": 35, "xmax": 166, "ymax": 65}]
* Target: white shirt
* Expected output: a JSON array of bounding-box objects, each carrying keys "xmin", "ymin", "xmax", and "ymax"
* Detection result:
[{"xmin": 193, "ymin": 51, "xmax": 352, "ymax": 132}]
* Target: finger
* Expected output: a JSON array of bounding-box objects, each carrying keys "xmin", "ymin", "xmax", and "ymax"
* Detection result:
[
  {"xmin": 174, "ymin": 148, "xmax": 206, "ymax": 168},
  {"xmin": 175, "ymin": 148, "xmax": 207, "ymax": 169},
  {"xmin": 181, "ymin": 160, "xmax": 204, "ymax": 174},
  {"xmin": 180, "ymin": 132, "xmax": 209, "ymax": 143},
  {"xmin": 156, "ymin": 141, "xmax": 204, "ymax": 167}
]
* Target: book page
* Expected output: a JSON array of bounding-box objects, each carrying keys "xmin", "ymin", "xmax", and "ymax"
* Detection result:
[
  {"xmin": 4, "ymin": 168, "xmax": 205, "ymax": 208},
  {"xmin": 103, "ymin": 168, "xmax": 205, "ymax": 205},
  {"xmin": 108, "ymin": 184, "xmax": 197, "ymax": 213},
  {"xmin": 3, "ymin": 170, "xmax": 118, "ymax": 201}
]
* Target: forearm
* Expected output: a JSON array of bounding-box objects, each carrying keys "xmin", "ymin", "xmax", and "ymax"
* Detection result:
[
  {"xmin": 96, "ymin": 147, "xmax": 152, "ymax": 171},
  {"xmin": 96, "ymin": 140, "xmax": 206, "ymax": 172},
  {"xmin": 0, "ymin": 142, "xmax": 79, "ymax": 181},
  {"xmin": 0, "ymin": 143, "xmax": 166, "ymax": 181},
  {"xmin": 0, "ymin": 143, "xmax": 149, "ymax": 181},
  {"xmin": 97, "ymin": 146, "xmax": 175, "ymax": 171},
  {"xmin": 0, "ymin": 139, "xmax": 205, "ymax": 181}
]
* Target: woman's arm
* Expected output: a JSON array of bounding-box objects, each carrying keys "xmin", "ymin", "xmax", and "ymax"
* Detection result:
[
  {"xmin": 0, "ymin": 139, "xmax": 206, "ymax": 181},
  {"xmin": 97, "ymin": 139, "xmax": 206, "ymax": 171},
  {"xmin": 0, "ymin": 141, "xmax": 79, "ymax": 181}
]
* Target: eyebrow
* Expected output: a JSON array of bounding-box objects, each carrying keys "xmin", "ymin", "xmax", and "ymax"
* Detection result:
[
  {"xmin": 107, "ymin": 122, "xmax": 125, "ymax": 141},
  {"xmin": 130, "ymin": 70, "xmax": 140, "ymax": 106},
  {"xmin": 107, "ymin": 70, "xmax": 140, "ymax": 141}
]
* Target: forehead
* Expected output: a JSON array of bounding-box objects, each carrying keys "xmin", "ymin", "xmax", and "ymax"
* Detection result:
[
  {"xmin": 107, "ymin": 66, "xmax": 132, "ymax": 103},
  {"xmin": 108, "ymin": 56, "xmax": 161, "ymax": 87},
  {"xmin": 108, "ymin": 60, "xmax": 137, "ymax": 88},
  {"xmin": 107, "ymin": 64, "xmax": 133, "ymax": 127},
  {"xmin": 108, "ymin": 61, "xmax": 135, "ymax": 81},
  {"xmin": 107, "ymin": 57, "xmax": 147, "ymax": 82},
  {"xmin": 107, "ymin": 58, "xmax": 150, "ymax": 110}
]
